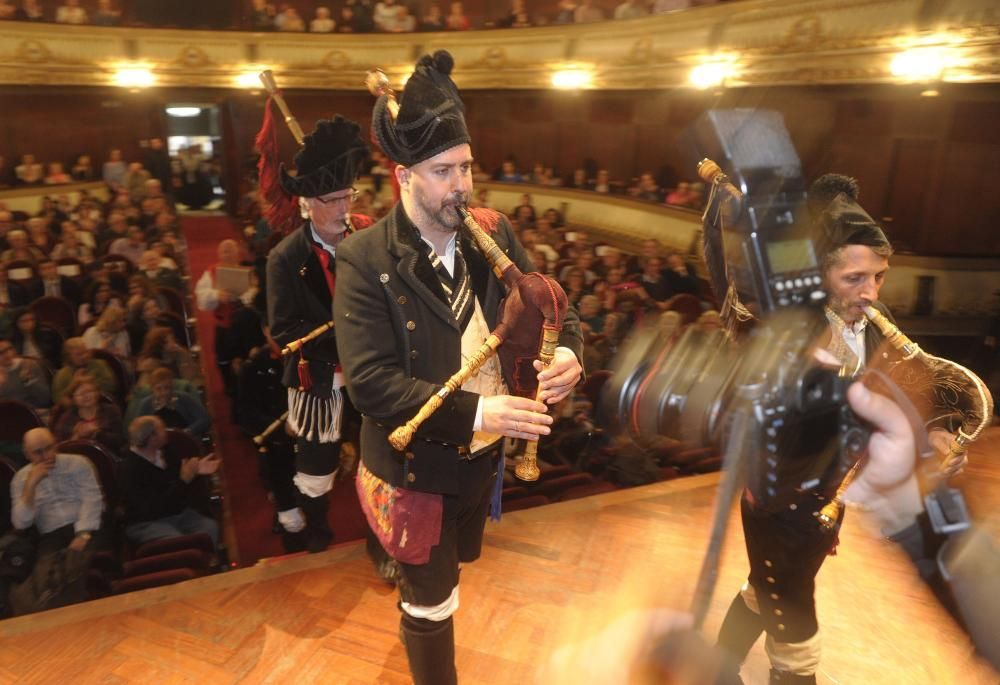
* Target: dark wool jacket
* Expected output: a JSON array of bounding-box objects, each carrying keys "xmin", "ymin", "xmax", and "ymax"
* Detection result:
[{"xmin": 335, "ymin": 203, "xmax": 583, "ymax": 495}]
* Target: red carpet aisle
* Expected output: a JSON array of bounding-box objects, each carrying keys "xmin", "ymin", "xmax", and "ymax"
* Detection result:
[{"xmin": 181, "ymin": 215, "xmax": 369, "ymax": 565}]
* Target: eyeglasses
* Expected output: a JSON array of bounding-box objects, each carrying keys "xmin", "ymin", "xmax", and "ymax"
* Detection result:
[{"xmin": 313, "ymin": 188, "xmax": 359, "ymax": 205}]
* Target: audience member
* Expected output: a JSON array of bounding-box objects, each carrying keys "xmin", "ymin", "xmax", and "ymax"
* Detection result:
[
  {"xmin": 82, "ymin": 304, "xmax": 131, "ymax": 360},
  {"xmin": 11, "ymin": 308, "xmax": 62, "ymax": 369},
  {"xmin": 78, "ymin": 281, "xmax": 123, "ymax": 329},
  {"xmin": 345, "ymin": 0, "xmax": 375, "ymax": 31},
  {"xmin": 0, "ymin": 263, "xmax": 30, "ymax": 311},
  {"xmin": 574, "ymin": 0, "xmax": 605, "ymax": 22},
  {"xmin": 0, "ymin": 338, "xmax": 51, "ymax": 411},
  {"xmin": 8, "ymin": 428, "xmax": 104, "ymax": 615},
  {"xmin": 91, "ymin": 0, "xmax": 121, "ymax": 25},
  {"xmin": 44, "ymin": 162, "xmax": 72, "ymax": 185},
  {"xmin": 51, "ymin": 337, "xmax": 117, "ymax": 404},
  {"xmin": 336, "ymin": 6, "xmax": 356, "ymax": 31},
  {"xmin": 138, "ymin": 249, "xmax": 183, "ymax": 291},
  {"xmin": 421, "ymin": 3, "xmax": 444, "ymax": 30},
  {"xmin": 663, "ymin": 252, "xmax": 701, "ymax": 297},
  {"xmin": 14, "ymin": 154, "xmax": 43, "ymax": 185},
  {"xmin": 55, "ymin": 0, "xmax": 87, "ymax": 23},
  {"xmin": 101, "ymin": 149, "xmax": 127, "ymax": 192},
  {"xmin": 593, "ymin": 169, "xmax": 612, "ymax": 193},
  {"xmin": 119, "ymin": 416, "xmax": 220, "ymax": 547},
  {"xmin": 129, "ymin": 367, "xmax": 211, "ymax": 438},
  {"xmin": 665, "ymin": 181, "xmax": 698, "ymax": 208},
  {"xmin": 70, "ymin": 155, "xmax": 95, "ymax": 182},
  {"xmin": 554, "ymin": 0, "xmax": 577, "ymax": 23},
  {"xmin": 123, "ymin": 162, "xmax": 152, "ymax": 201},
  {"xmin": 53, "ymin": 378, "xmax": 125, "ymax": 453},
  {"xmin": 26, "ymin": 217, "xmax": 55, "ymax": 254},
  {"xmin": 309, "ymin": 5, "xmax": 335, "ymax": 31},
  {"xmin": 636, "ymin": 255, "xmax": 673, "ymax": 305},
  {"xmin": 138, "ymin": 326, "xmax": 198, "ymax": 383},
  {"xmin": 495, "ymin": 158, "xmax": 524, "ymax": 183},
  {"xmin": 276, "ymin": 5, "xmax": 305, "ymax": 30},
  {"xmin": 249, "ymin": 0, "xmax": 275, "ymax": 29},
  {"xmin": 445, "ymin": 0, "xmax": 470, "ymax": 29},
  {"xmin": 2, "ymin": 229, "xmax": 44, "ymax": 264},
  {"xmin": 109, "ymin": 226, "xmax": 148, "ymax": 265},
  {"xmin": 614, "ymin": 0, "xmax": 648, "ymax": 19},
  {"xmin": 50, "ymin": 227, "xmax": 95, "ymax": 263},
  {"xmin": 33, "ymin": 259, "xmax": 82, "ymax": 306}
]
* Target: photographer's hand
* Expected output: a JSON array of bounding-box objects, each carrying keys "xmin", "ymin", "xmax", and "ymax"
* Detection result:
[{"xmin": 843, "ymin": 382, "xmax": 924, "ymax": 536}]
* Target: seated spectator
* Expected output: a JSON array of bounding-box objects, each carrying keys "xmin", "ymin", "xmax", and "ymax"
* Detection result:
[
  {"xmin": 126, "ymin": 296, "xmax": 162, "ymax": 351},
  {"xmin": 336, "ymin": 6, "xmax": 356, "ymax": 31},
  {"xmin": 101, "ymin": 149, "xmax": 127, "ymax": 192},
  {"xmin": 11, "ymin": 308, "xmax": 62, "ymax": 370},
  {"xmin": 310, "ymin": 5, "xmax": 335, "ymax": 31},
  {"xmin": 139, "ymin": 326, "xmax": 198, "ymax": 384},
  {"xmin": 495, "ymin": 158, "xmax": 524, "ymax": 183},
  {"xmin": 44, "ymin": 163, "xmax": 72, "ymax": 185},
  {"xmin": 138, "ymin": 249, "xmax": 183, "ymax": 291},
  {"xmin": 373, "ymin": 0, "xmax": 398, "ymax": 30},
  {"xmin": 250, "ymin": 0, "xmax": 275, "ymax": 30},
  {"xmin": 383, "ymin": 3, "xmax": 416, "ymax": 31},
  {"xmin": 120, "ymin": 416, "xmax": 219, "ymax": 548},
  {"xmin": 626, "ymin": 237, "xmax": 661, "ymax": 275},
  {"xmin": 0, "ymin": 338, "xmax": 51, "ymax": 411},
  {"xmin": 127, "ymin": 359, "xmax": 200, "ymax": 422},
  {"xmin": 0, "ymin": 262, "xmax": 31, "ymax": 311},
  {"xmin": 512, "ymin": 193, "xmax": 537, "ymax": 224},
  {"xmin": 574, "ymin": 0, "xmax": 604, "ymax": 22},
  {"xmin": 511, "ymin": 9, "xmax": 532, "ymax": 27},
  {"xmin": 554, "ymin": 0, "xmax": 577, "ymax": 23},
  {"xmin": 25, "ymin": 216, "xmax": 54, "ymax": 255},
  {"xmin": 665, "ymin": 181, "xmax": 697, "ymax": 208},
  {"xmin": 470, "ymin": 161, "xmax": 491, "ymax": 183},
  {"xmin": 559, "ymin": 251, "xmax": 597, "ymax": 285},
  {"xmin": 594, "ymin": 245, "xmax": 623, "ymax": 279},
  {"xmin": 636, "ymin": 255, "xmax": 673, "ymax": 305},
  {"xmin": 634, "ymin": 172, "xmax": 663, "ymax": 203},
  {"xmin": 543, "ymin": 207, "xmax": 565, "ymax": 228},
  {"xmin": 614, "ymin": 0, "xmax": 647, "ymax": 19},
  {"xmin": 15, "ymin": 154, "xmax": 44, "ymax": 185},
  {"xmin": 276, "ymin": 4, "xmax": 305, "ymax": 30},
  {"xmin": 82, "ymin": 304, "xmax": 131, "ymax": 360},
  {"xmin": 445, "ymin": 1, "xmax": 470, "ymax": 29},
  {"xmin": 109, "ymin": 226, "xmax": 148, "ymax": 265},
  {"xmin": 51, "ymin": 337, "xmax": 116, "ymax": 404},
  {"xmin": 421, "ymin": 3, "xmax": 444, "ymax": 29},
  {"xmin": 53, "ymin": 378, "xmax": 125, "ymax": 453},
  {"xmin": 663, "ymin": 252, "xmax": 701, "ymax": 297},
  {"xmin": 33, "ymin": 258, "xmax": 82, "ymax": 307},
  {"xmin": 50, "ymin": 228, "xmax": 95, "ymax": 264},
  {"xmin": 91, "ymin": 0, "xmax": 120, "ymax": 25},
  {"xmin": 578, "ymin": 294, "xmax": 606, "ymax": 333},
  {"xmin": 593, "ymin": 169, "xmax": 612, "ymax": 194},
  {"xmin": 55, "ymin": 0, "xmax": 88, "ymax": 23},
  {"xmin": 497, "ymin": 0, "xmax": 527, "ymax": 26},
  {"xmin": 123, "ymin": 163, "xmax": 151, "ymax": 202},
  {"xmin": 96, "ymin": 210, "xmax": 129, "ymax": 251},
  {"xmin": 345, "ymin": 0, "xmax": 375, "ymax": 31},
  {"xmin": 130, "ymin": 368, "xmax": 211, "ymax": 439},
  {"xmin": 567, "ymin": 168, "xmax": 590, "ymax": 190},
  {"xmin": 562, "ymin": 267, "xmax": 589, "ymax": 310},
  {"xmin": 78, "ymin": 281, "xmax": 123, "ymax": 329},
  {"xmin": 70, "ymin": 155, "xmax": 95, "ymax": 182},
  {"xmin": 8, "ymin": 428, "xmax": 104, "ymax": 615},
  {"xmin": 2, "ymin": 228, "xmax": 45, "ymax": 264}
]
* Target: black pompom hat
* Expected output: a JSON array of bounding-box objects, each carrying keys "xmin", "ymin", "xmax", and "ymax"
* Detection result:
[
  {"xmin": 808, "ymin": 173, "xmax": 891, "ymax": 254},
  {"xmin": 279, "ymin": 115, "xmax": 369, "ymax": 198},
  {"xmin": 371, "ymin": 50, "xmax": 471, "ymax": 167}
]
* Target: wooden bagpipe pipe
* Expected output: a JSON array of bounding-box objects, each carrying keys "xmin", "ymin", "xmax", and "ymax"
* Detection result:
[{"xmin": 365, "ymin": 67, "xmax": 568, "ymax": 481}]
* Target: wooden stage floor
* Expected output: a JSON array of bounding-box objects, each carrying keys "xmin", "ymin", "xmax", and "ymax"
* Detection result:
[{"xmin": 1, "ymin": 434, "xmax": 998, "ymax": 685}]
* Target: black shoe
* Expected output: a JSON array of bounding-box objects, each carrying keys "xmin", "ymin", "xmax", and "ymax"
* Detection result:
[{"xmin": 298, "ymin": 492, "xmax": 333, "ymax": 554}]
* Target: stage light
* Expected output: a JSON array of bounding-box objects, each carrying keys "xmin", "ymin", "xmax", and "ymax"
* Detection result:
[
  {"xmin": 890, "ymin": 47, "xmax": 947, "ymax": 81},
  {"xmin": 113, "ymin": 67, "xmax": 155, "ymax": 89},
  {"xmin": 690, "ymin": 57, "xmax": 737, "ymax": 89},
  {"xmin": 166, "ymin": 107, "xmax": 202, "ymax": 117},
  {"xmin": 551, "ymin": 69, "xmax": 592, "ymax": 90}
]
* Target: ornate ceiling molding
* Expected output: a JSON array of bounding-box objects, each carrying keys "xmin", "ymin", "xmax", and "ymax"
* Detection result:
[{"xmin": 0, "ymin": 0, "xmax": 997, "ymax": 90}]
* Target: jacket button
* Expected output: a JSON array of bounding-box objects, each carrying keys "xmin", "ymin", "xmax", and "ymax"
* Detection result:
[
  {"xmin": 406, "ymin": 320, "xmax": 416, "ymax": 331},
  {"xmin": 405, "ymin": 451, "xmax": 414, "ymax": 460},
  {"xmin": 406, "ymin": 472, "xmax": 416, "ymax": 483},
  {"xmin": 380, "ymin": 273, "xmax": 389, "ymax": 283},
  {"xmin": 397, "ymin": 295, "xmax": 407, "ymax": 305},
  {"xmin": 410, "ymin": 350, "xmax": 418, "ymax": 359}
]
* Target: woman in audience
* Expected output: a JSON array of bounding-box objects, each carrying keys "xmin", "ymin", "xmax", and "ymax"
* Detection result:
[
  {"xmin": 309, "ymin": 5, "xmax": 335, "ymax": 31},
  {"xmin": 44, "ymin": 162, "xmax": 72, "ymax": 185},
  {"xmin": 82, "ymin": 303, "xmax": 131, "ymax": 361},
  {"xmin": 102, "ymin": 149, "xmax": 128, "ymax": 192},
  {"xmin": 78, "ymin": 281, "xmax": 123, "ymax": 329},
  {"xmin": 139, "ymin": 325, "xmax": 198, "ymax": 383},
  {"xmin": 26, "ymin": 217, "xmax": 55, "ymax": 254},
  {"xmin": 53, "ymin": 377, "xmax": 125, "ymax": 453},
  {"xmin": 70, "ymin": 155, "xmax": 95, "ymax": 182},
  {"xmin": 52, "ymin": 337, "xmax": 118, "ymax": 404},
  {"xmin": 50, "ymin": 229, "xmax": 95, "ymax": 263},
  {"xmin": 445, "ymin": 0, "xmax": 469, "ymax": 29},
  {"xmin": 562, "ymin": 267, "xmax": 590, "ymax": 310},
  {"xmin": 10, "ymin": 308, "xmax": 61, "ymax": 369}
]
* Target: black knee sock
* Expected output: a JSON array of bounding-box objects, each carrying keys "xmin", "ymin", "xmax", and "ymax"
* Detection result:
[
  {"xmin": 399, "ymin": 613, "xmax": 457, "ymax": 685},
  {"xmin": 716, "ymin": 593, "xmax": 764, "ymax": 667}
]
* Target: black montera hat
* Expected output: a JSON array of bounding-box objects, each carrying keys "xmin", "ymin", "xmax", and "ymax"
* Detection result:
[
  {"xmin": 279, "ymin": 115, "xmax": 368, "ymax": 198},
  {"xmin": 371, "ymin": 50, "xmax": 471, "ymax": 167},
  {"xmin": 807, "ymin": 174, "xmax": 890, "ymax": 255}
]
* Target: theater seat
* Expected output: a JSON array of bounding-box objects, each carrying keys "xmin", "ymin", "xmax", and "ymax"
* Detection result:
[
  {"xmin": 134, "ymin": 533, "xmax": 215, "ymax": 560},
  {"xmin": 111, "ymin": 568, "xmax": 196, "ymax": 595},
  {"xmin": 0, "ymin": 400, "xmax": 43, "ymax": 446},
  {"xmin": 122, "ymin": 548, "xmax": 210, "ymax": 578}
]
